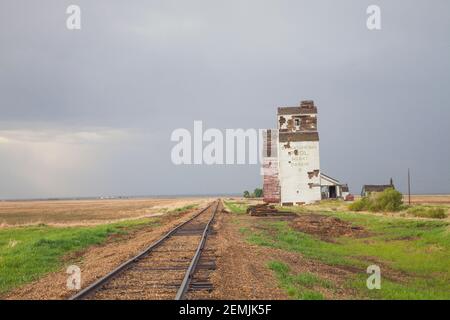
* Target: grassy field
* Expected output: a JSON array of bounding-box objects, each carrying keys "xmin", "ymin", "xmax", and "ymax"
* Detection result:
[
  {"xmin": 224, "ymin": 199, "xmax": 450, "ymax": 300},
  {"xmin": 268, "ymin": 261, "xmax": 332, "ymax": 300},
  {"xmin": 2, "ymin": 197, "xmax": 449, "ymax": 299},
  {"xmin": 0, "ymin": 203, "xmax": 199, "ymax": 294},
  {"xmin": 223, "ymin": 201, "xmax": 248, "ymax": 215}
]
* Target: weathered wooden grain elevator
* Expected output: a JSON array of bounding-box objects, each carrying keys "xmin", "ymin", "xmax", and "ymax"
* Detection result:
[{"xmin": 263, "ymin": 100, "xmax": 322, "ymax": 205}]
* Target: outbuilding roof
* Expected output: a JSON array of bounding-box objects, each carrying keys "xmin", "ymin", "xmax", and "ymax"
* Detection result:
[{"xmin": 320, "ymin": 173, "xmax": 340, "ymax": 185}]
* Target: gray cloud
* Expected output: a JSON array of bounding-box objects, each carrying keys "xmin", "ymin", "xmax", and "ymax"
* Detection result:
[{"xmin": 0, "ymin": 0, "xmax": 449, "ymax": 198}]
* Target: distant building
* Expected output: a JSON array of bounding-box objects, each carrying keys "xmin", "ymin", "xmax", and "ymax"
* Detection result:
[
  {"xmin": 262, "ymin": 100, "xmax": 349, "ymax": 205},
  {"xmin": 361, "ymin": 179, "xmax": 394, "ymax": 196},
  {"xmin": 341, "ymin": 184, "xmax": 350, "ymax": 199},
  {"xmin": 320, "ymin": 174, "xmax": 347, "ymax": 199}
]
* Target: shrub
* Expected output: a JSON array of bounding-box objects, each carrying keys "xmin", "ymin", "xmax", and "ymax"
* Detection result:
[
  {"xmin": 372, "ymin": 188, "xmax": 403, "ymax": 212},
  {"xmin": 348, "ymin": 188, "xmax": 403, "ymax": 212},
  {"xmin": 349, "ymin": 197, "xmax": 370, "ymax": 211},
  {"xmin": 407, "ymin": 207, "xmax": 448, "ymax": 219}
]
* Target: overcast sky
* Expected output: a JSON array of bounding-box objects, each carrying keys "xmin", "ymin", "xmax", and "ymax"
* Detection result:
[{"xmin": 0, "ymin": 0, "xmax": 449, "ymax": 199}]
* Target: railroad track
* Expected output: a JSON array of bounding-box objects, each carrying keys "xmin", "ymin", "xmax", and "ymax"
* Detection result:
[{"xmin": 69, "ymin": 200, "xmax": 221, "ymax": 300}]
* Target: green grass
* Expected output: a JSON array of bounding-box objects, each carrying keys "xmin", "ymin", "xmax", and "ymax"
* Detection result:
[
  {"xmin": 223, "ymin": 201, "xmax": 248, "ymax": 215},
  {"xmin": 268, "ymin": 260, "xmax": 329, "ymax": 300},
  {"xmin": 349, "ymin": 274, "xmax": 450, "ymax": 300},
  {"xmin": 0, "ymin": 202, "xmax": 200, "ymax": 295},
  {"xmin": 0, "ymin": 217, "xmax": 159, "ymax": 294},
  {"xmin": 243, "ymin": 212, "xmax": 450, "ymax": 299},
  {"xmin": 406, "ymin": 206, "xmax": 448, "ymax": 219},
  {"xmin": 349, "ymin": 188, "xmax": 403, "ymax": 212},
  {"xmin": 171, "ymin": 204, "xmax": 198, "ymax": 213}
]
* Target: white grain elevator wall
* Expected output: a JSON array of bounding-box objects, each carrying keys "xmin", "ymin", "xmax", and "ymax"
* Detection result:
[{"xmin": 277, "ymin": 101, "xmax": 321, "ymax": 205}]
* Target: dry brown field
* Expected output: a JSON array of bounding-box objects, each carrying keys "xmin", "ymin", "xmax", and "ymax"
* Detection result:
[
  {"xmin": 403, "ymin": 194, "xmax": 450, "ymax": 204},
  {"xmin": 0, "ymin": 197, "xmax": 213, "ymax": 227}
]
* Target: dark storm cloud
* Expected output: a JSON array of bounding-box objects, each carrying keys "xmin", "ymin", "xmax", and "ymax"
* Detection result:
[{"xmin": 0, "ymin": 0, "xmax": 449, "ymax": 198}]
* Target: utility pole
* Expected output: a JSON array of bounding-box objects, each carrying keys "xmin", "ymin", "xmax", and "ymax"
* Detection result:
[{"xmin": 408, "ymin": 168, "xmax": 411, "ymax": 205}]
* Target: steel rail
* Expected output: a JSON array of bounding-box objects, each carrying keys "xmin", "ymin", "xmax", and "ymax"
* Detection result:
[
  {"xmin": 175, "ymin": 200, "xmax": 219, "ymax": 300},
  {"xmin": 69, "ymin": 201, "xmax": 217, "ymax": 300}
]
